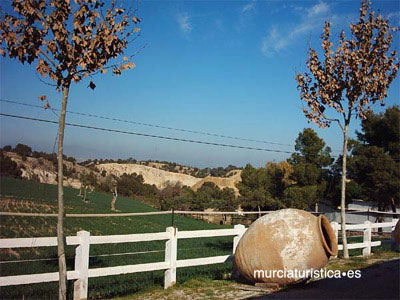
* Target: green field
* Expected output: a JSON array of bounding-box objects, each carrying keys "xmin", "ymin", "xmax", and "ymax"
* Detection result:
[
  {"xmin": 0, "ymin": 177, "xmax": 234, "ymax": 299},
  {"xmin": 0, "ymin": 177, "xmax": 396, "ymax": 299}
]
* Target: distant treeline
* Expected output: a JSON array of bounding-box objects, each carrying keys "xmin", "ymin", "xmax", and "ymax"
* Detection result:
[
  {"xmin": 1, "ymin": 106, "xmax": 399, "ymax": 213},
  {"xmin": 1, "ymin": 144, "xmax": 76, "ymax": 164},
  {"xmin": 236, "ymin": 106, "xmax": 400, "ymax": 213}
]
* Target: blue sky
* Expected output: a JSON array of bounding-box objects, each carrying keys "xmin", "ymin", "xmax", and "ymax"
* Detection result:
[{"xmin": 0, "ymin": 0, "xmax": 399, "ymax": 168}]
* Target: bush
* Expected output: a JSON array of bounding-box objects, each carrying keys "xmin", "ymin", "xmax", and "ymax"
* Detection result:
[
  {"xmin": 2, "ymin": 145, "xmax": 12, "ymax": 151},
  {"xmin": 0, "ymin": 153, "xmax": 22, "ymax": 178},
  {"xmin": 14, "ymin": 143, "xmax": 32, "ymax": 157},
  {"xmin": 117, "ymin": 173, "xmax": 158, "ymax": 198},
  {"xmin": 31, "ymin": 173, "xmax": 40, "ymax": 182}
]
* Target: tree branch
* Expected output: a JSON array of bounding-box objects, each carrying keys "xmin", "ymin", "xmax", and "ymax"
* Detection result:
[
  {"xmin": 39, "ymin": 48, "xmax": 58, "ymax": 69},
  {"xmin": 319, "ymin": 109, "xmax": 343, "ymax": 130},
  {"xmin": 35, "ymin": 73, "xmax": 57, "ymax": 87}
]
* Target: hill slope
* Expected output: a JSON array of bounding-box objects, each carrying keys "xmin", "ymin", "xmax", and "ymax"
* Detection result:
[
  {"xmin": 0, "ymin": 177, "xmax": 233, "ymax": 299},
  {"xmin": 191, "ymin": 170, "xmax": 242, "ymax": 196},
  {"xmin": 96, "ymin": 163, "xmax": 242, "ymax": 193},
  {"xmin": 4, "ymin": 151, "xmax": 242, "ymax": 193},
  {"xmin": 4, "ymin": 151, "xmax": 104, "ymax": 189},
  {"xmin": 96, "ymin": 163, "xmax": 203, "ymax": 189}
]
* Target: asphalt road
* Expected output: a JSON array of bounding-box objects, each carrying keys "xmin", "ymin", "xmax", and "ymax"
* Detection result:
[{"xmin": 249, "ymin": 259, "xmax": 400, "ymax": 300}]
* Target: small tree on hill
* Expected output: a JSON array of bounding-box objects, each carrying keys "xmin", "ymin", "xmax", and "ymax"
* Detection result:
[
  {"xmin": 14, "ymin": 143, "xmax": 32, "ymax": 157},
  {"xmin": 286, "ymin": 128, "xmax": 333, "ymax": 211},
  {"xmin": 237, "ymin": 163, "xmax": 290, "ymax": 211},
  {"xmin": 295, "ymin": 0, "xmax": 399, "ymax": 258},
  {"xmin": 0, "ymin": 1, "xmax": 141, "ymax": 298}
]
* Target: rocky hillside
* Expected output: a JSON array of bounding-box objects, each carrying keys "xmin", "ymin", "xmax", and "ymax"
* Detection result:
[
  {"xmin": 96, "ymin": 163, "xmax": 202, "ymax": 189},
  {"xmin": 3, "ymin": 151, "xmax": 104, "ymax": 189},
  {"xmin": 4, "ymin": 151, "xmax": 242, "ymax": 193},
  {"xmin": 97, "ymin": 163, "xmax": 241, "ymax": 194},
  {"xmin": 191, "ymin": 170, "xmax": 242, "ymax": 196}
]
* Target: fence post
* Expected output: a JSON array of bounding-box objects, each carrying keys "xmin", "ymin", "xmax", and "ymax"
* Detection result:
[
  {"xmin": 331, "ymin": 222, "xmax": 339, "ymax": 258},
  {"xmin": 363, "ymin": 221, "xmax": 372, "ymax": 257},
  {"xmin": 164, "ymin": 226, "xmax": 177, "ymax": 289},
  {"xmin": 233, "ymin": 224, "xmax": 245, "ymax": 254},
  {"xmin": 391, "ymin": 219, "xmax": 399, "ymax": 252},
  {"xmin": 331, "ymin": 222, "xmax": 339, "ymax": 242},
  {"xmin": 74, "ymin": 230, "xmax": 90, "ymax": 300}
]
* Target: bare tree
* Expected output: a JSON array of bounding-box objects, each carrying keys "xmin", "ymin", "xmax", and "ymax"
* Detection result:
[
  {"xmin": 0, "ymin": 1, "xmax": 141, "ymax": 298},
  {"xmin": 111, "ymin": 184, "xmax": 118, "ymax": 211},
  {"xmin": 295, "ymin": 0, "xmax": 399, "ymax": 258}
]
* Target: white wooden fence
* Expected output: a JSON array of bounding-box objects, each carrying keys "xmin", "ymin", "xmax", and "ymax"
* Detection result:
[
  {"xmin": 0, "ymin": 220, "xmax": 397, "ymax": 299},
  {"xmin": 330, "ymin": 220, "xmax": 398, "ymax": 256},
  {"xmin": 0, "ymin": 225, "xmax": 246, "ymax": 300}
]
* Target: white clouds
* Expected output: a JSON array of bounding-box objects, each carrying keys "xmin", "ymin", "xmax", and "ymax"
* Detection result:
[
  {"xmin": 236, "ymin": 0, "xmax": 257, "ymax": 32},
  {"xmin": 176, "ymin": 12, "xmax": 192, "ymax": 34},
  {"xmin": 261, "ymin": 26, "xmax": 289, "ymax": 57},
  {"xmin": 241, "ymin": 1, "xmax": 256, "ymax": 14},
  {"xmin": 261, "ymin": 1, "xmax": 331, "ymax": 57},
  {"xmin": 307, "ymin": 1, "xmax": 329, "ymax": 18}
]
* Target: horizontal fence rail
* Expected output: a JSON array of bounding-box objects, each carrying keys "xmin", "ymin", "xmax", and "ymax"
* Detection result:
[
  {"xmin": 0, "ymin": 225, "xmax": 247, "ymax": 299},
  {"xmin": 2, "ymin": 208, "xmax": 398, "ymax": 218},
  {"xmin": 330, "ymin": 220, "xmax": 398, "ymax": 255},
  {"xmin": 0, "ymin": 220, "xmax": 397, "ymax": 299}
]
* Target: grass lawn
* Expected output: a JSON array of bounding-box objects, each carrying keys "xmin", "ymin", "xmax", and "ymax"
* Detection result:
[
  {"xmin": 0, "ymin": 177, "xmax": 234, "ymax": 299},
  {"xmin": 1, "ymin": 177, "xmax": 397, "ymax": 299}
]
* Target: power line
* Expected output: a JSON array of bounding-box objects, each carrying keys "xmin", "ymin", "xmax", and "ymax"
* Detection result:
[
  {"xmin": 3, "ymin": 112, "xmax": 398, "ymax": 161},
  {"xmin": 0, "ymin": 113, "xmax": 294, "ymax": 154},
  {"xmin": 0, "ymin": 98, "xmax": 295, "ymax": 147},
  {"xmin": 0, "ymin": 98, "xmax": 347, "ymax": 153}
]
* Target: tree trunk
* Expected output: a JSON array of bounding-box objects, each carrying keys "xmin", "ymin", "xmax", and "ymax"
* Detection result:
[
  {"xmin": 83, "ymin": 187, "xmax": 87, "ymax": 202},
  {"xmin": 57, "ymin": 84, "xmax": 70, "ymax": 300},
  {"xmin": 340, "ymin": 125, "xmax": 349, "ymax": 259},
  {"xmin": 390, "ymin": 198, "xmax": 397, "ymax": 219},
  {"xmin": 111, "ymin": 185, "xmax": 118, "ymax": 211},
  {"xmin": 376, "ymin": 202, "xmax": 383, "ymax": 234}
]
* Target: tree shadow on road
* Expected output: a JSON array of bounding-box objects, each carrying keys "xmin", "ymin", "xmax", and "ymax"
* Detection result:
[{"xmin": 247, "ymin": 259, "xmax": 399, "ymax": 300}]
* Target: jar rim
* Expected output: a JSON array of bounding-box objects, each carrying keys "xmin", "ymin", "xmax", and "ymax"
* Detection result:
[{"xmin": 318, "ymin": 215, "xmax": 338, "ymax": 257}]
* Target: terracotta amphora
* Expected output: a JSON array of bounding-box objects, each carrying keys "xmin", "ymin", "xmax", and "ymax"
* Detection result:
[
  {"xmin": 394, "ymin": 219, "xmax": 400, "ymax": 245},
  {"xmin": 234, "ymin": 208, "xmax": 338, "ymax": 285}
]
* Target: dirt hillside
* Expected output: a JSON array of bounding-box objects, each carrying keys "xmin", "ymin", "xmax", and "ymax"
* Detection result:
[
  {"xmin": 191, "ymin": 170, "xmax": 242, "ymax": 196},
  {"xmin": 4, "ymin": 151, "xmax": 242, "ymax": 194},
  {"xmin": 96, "ymin": 163, "xmax": 203, "ymax": 189},
  {"xmin": 96, "ymin": 164, "xmax": 242, "ymax": 193},
  {"xmin": 4, "ymin": 151, "xmax": 100, "ymax": 189}
]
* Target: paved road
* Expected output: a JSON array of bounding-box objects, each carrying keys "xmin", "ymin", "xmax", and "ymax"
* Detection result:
[{"xmin": 249, "ymin": 259, "xmax": 400, "ymax": 300}]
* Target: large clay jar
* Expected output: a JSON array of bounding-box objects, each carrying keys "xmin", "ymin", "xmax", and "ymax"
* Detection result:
[
  {"xmin": 234, "ymin": 208, "xmax": 338, "ymax": 285},
  {"xmin": 394, "ymin": 219, "xmax": 400, "ymax": 245}
]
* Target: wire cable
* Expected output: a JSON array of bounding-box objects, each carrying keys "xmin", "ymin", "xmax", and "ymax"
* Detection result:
[
  {"xmin": 0, "ymin": 112, "xmax": 294, "ymax": 154},
  {"xmin": 0, "ymin": 98, "xmax": 294, "ymax": 147},
  {"xmin": 3, "ymin": 111, "xmax": 398, "ymax": 161}
]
